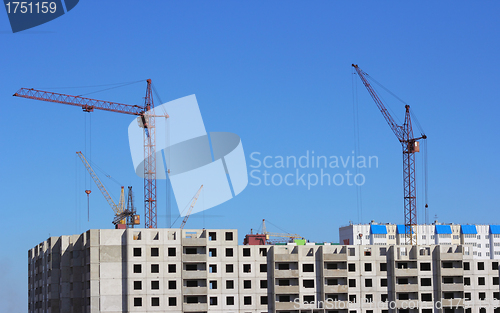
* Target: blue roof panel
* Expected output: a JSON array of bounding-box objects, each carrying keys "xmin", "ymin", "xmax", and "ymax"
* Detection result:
[
  {"xmin": 435, "ymin": 225, "xmax": 452, "ymax": 234},
  {"xmin": 371, "ymin": 225, "xmax": 387, "ymax": 234},
  {"xmin": 461, "ymin": 225, "xmax": 477, "ymax": 234},
  {"xmin": 396, "ymin": 225, "xmax": 414, "ymax": 234},
  {"xmin": 490, "ymin": 225, "xmax": 500, "ymax": 234}
]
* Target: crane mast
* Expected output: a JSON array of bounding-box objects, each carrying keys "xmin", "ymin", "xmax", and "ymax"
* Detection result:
[
  {"xmin": 14, "ymin": 80, "xmax": 167, "ymax": 228},
  {"xmin": 143, "ymin": 81, "xmax": 157, "ymax": 229},
  {"xmin": 352, "ymin": 64, "xmax": 426, "ymax": 245}
]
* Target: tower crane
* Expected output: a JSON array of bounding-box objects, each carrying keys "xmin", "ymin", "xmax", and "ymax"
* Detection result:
[
  {"xmin": 180, "ymin": 185, "xmax": 204, "ymax": 230},
  {"xmin": 14, "ymin": 80, "xmax": 167, "ymax": 228},
  {"xmin": 77, "ymin": 151, "xmax": 139, "ymax": 228},
  {"xmin": 352, "ymin": 64, "xmax": 427, "ymax": 245}
]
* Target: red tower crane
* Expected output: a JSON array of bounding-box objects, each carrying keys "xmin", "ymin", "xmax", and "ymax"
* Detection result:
[
  {"xmin": 352, "ymin": 64, "xmax": 427, "ymax": 245},
  {"xmin": 13, "ymin": 80, "xmax": 167, "ymax": 228}
]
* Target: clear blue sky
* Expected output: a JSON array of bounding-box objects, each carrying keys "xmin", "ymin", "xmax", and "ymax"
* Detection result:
[{"xmin": 1, "ymin": 1, "xmax": 499, "ymax": 310}]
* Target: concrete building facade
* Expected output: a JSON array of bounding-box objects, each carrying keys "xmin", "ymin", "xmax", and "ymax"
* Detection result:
[
  {"xmin": 28, "ymin": 228, "xmax": 270, "ymax": 313},
  {"xmin": 29, "ymin": 228, "xmax": 500, "ymax": 313}
]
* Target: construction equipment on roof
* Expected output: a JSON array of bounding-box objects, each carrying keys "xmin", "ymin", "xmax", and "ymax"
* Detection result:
[
  {"xmin": 14, "ymin": 80, "xmax": 167, "ymax": 228},
  {"xmin": 352, "ymin": 64, "xmax": 427, "ymax": 245},
  {"xmin": 76, "ymin": 151, "xmax": 139, "ymax": 228},
  {"xmin": 180, "ymin": 185, "xmax": 204, "ymax": 230},
  {"xmin": 261, "ymin": 219, "xmax": 303, "ymax": 244}
]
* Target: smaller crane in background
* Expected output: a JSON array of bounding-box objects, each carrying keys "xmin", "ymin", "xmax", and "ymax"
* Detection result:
[
  {"xmin": 180, "ymin": 185, "xmax": 204, "ymax": 230},
  {"xmin": 261, "ymin": 219, "xmax": 304, "ymax": 244},
  {"xmin": 77, "ymin": 151, "xmax": 139, "ymax": 228},
  {"xmin": 126, "ymin": 186, "xmax": 140, "ymax": 227}
]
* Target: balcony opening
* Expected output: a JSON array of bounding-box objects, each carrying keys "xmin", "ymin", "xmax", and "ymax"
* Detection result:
[
  {"xmin": 421, "ymin": 278, "xmax": 431, "ymax": 286},
  {"xmin": 380, "ymin": 263, "xmax": 387, "ymax": 271},
  {"xmin": 278, "ymin": 263, "xmax": 290, "ymax": 270},
  {"xmin": 398, "ymin": 293, "xmax": 409, "ymax": 300},
  {"xmin": 185, "ymin": 248, "xmax": 197, "ymax": 255},
  {"xmin": 168, "ymin": 264, "xmax": 176, "ymax": 273},
  {"xmin": 210, "ymin": 296, "xmax": 217, "ymax": 305},
  {"xmin": 168, "ymin": 248, "xmax": 176, "ymax": 257},
  {"xmin": 420, "ymin": 262, "xmax": 431, "ymax": 271},
  {"xmin": 303, "ymin": 295, "xmax": 314, "ymax": 302},
  {"xmin": 209, "ymin": 264, "xmax": 217, "ymax": 273},
  {"xmin": 278, "ymin": 279, "xmax": 290, "ymax": 286},
  {"xmin": 303, "ymin": 280, "xmax": 314, "ymax": 288},
  {"xmin": 151, "ymin": 297, "xmax": 159, "ymax": 307},
  {"xmin": 261, "ymin": 296, "xmax": 268, "ymax": 305},
  {"xmin": 134, "ymin": 297, "xmax": 142, "ymax": 307},
  {"xmin": 168, "ymin": 297, "xmax": 176, "ymax": 306},
  {"xmin": 133, "ymin": 248, "xmax": 141, "ymax": 257},
  {"xmin": 208, "ymin": 232, "xmax": 216, "ymax": 241},
  {"xmin": 186, "ymin": 296, "xmax": 198, "ymax": 304},
  {"xmin": 133, "ymin": 281, "xmax": 142, "ymax": 290},
  {"xmin": 243, "ymin": 248, "xmax": 251, "ymax": 257},
  {"xmin": 151, "ymin": 247, "xmax": 159, "ymax": 257},
  {"xmin": 260, "ymin": 264, "xmax": 267, "ymax": 273},
  {"xmin": 421, "ymin": 294, "xmax": 432, "ymax": 302},
  {"xmin": 326, "ymin": 279, "xmax": 338, "ymax": 286},
  {"xmin": 365, "ymin": 263, "xmax": 372, "ymax": 272},
  {"xmin": 278, "ymin": 295, "xmax": 291, "ymax": 302}
]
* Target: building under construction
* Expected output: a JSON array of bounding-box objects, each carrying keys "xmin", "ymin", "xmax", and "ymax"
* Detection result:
[
  {"xmin": 29, "ymin": 227, "xmax": 500, "ymax": 313},
  {"xmin": 23, "ymin": 67, "xmax": 497, "ymax": 313}
]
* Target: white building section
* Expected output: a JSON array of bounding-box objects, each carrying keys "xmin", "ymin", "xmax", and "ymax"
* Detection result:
[{"xmin": 340, "ymin": 222, "xmax": 500, "ymax": 260}]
